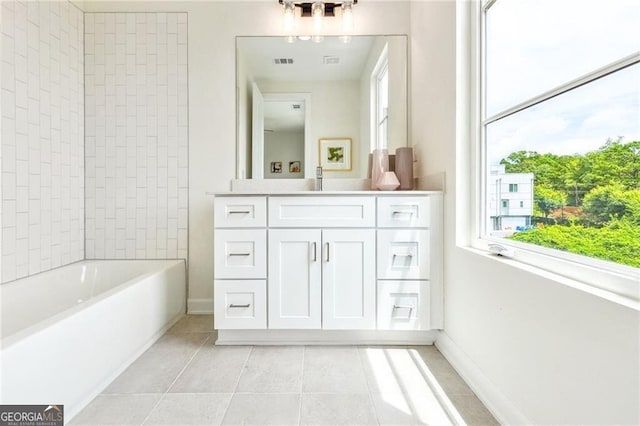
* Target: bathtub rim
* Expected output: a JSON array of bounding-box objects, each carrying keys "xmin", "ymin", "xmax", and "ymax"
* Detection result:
[{"xmin": 1, "ymin": 259, "xmax": 186, "ymax": 350}]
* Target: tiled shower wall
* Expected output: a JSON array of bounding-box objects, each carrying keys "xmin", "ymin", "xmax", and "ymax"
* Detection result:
[
  {"xmin": 1, "ymin": 0, "xmax": 85, "ymax": 283},
  {"xmin": 84, "ymin": 13, "xmax": 188, "ymax": 259}
]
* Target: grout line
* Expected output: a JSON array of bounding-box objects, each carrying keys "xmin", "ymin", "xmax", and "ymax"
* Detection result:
[
  {"xmin": 297, "ymin": 346, "xmax": 305, "ymax": 425},
  {"xmin": 218, "ymin": 344, "xmax": 253, "ymax": 424},
  {"xmin": 357, "ymin": 345, "xmax": 382, "ymax": 426},
  {"xmin": 139, "ymin": 330, "xmax": 210, "ymax": 425}
]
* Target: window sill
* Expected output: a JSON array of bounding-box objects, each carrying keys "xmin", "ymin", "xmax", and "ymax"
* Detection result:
[{"xmin": 462, "ymin": 243, "xmax": 640, "ymax": 311}]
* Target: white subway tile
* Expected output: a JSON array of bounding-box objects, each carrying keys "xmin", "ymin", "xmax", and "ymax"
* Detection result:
[
  {"xmin": 2, "ymin": 226, "xmax": 17, "ymax": 257},
  {"xmin": 2, "ymin": 254, "xmax": 17, "ymax": 282},
  {"xmin": 28, "ymin": 249, "xmax": 41, "ymax": 274},
  {"xmin": 29, "ymin": 223, "xmax": 41, "ymax": 249}
]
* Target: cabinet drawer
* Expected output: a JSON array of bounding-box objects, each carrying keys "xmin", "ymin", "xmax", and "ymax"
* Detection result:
[
  {"xmin": 377, "ymin": 280, "xmax": 430, "ymax": 330},
  {"xmin": 377, "ymin": 229, "xmax": 430, "ymax": 280},
  {"xmin": 214, "ymin": 229, "xmax": 266, "ymax": 279},
  {"xmin": 269, "ymin": 196, "xmax": 375, "ymax": 228},
  {"xmin": 214, "ymin": 196, "xmax": 266, "ymax": 228},
  {"xmin": 377, "ymin": 196, "xmax": 430, "ymax": 228},
  {"xmin": 214, "ymin": 280, "xmax": 266, "ymax": 329}
]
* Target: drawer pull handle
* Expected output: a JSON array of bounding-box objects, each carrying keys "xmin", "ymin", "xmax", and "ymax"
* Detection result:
[
  {"xmin": 392, "ymin": 210, "xmax": 415, "ymax": 215},
  {"xmin": 393, "ymin": 305, "xmax": 413, "ymax": 317},
  {"xmin": 325, "ymin": 242, "xmax": 330, "ymax": 262},
  {"xmin": 228, "ymin": 210, "xmax": 251, "ymax": 215},
  {"xmin": 229, "ymin": 304, "xmax": 250, "ymax": 308},
  {"xmin": 392, "ymin": 254, "xmax": 413, "ymax": 258},
  {"xmin": 228, "ymin": 253, "xmax": 251, "ymax": 257},
  {"xmin": 311, "ymin": 242, "xmax": 317, "ymax": 262}
]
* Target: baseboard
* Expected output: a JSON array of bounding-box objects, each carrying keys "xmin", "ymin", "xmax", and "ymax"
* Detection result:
[
  {"xmin": 216, "ymin": 329, "xmax": 438, "ymax": 345},
  {"xmin": 435, "ymin": 331, "xmax": 530, "ymax": 425},
  {"xmin": 187, "ymin": 298, "xmax": 213, "ymax": 314}
]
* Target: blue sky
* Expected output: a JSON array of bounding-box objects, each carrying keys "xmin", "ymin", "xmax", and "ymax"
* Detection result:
[{"xmin": 485, "ymin": 0, "xmax": 640, "ymax": 164}]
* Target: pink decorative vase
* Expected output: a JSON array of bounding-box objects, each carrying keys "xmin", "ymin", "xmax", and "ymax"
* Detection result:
[
  {"xmin": 377, "ymin": 171, "xmax": 400, "ymax": 191},
  {"xmin": 371, "ymin": 149, "xmax": 389, "ymax": 190}
]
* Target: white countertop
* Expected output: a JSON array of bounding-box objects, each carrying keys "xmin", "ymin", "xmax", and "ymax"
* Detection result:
[
  {"xmin": 207, "ymin": 190, "xmax": 442, "ymax": 196},
  {"xmin": 210, "ymin": 175, "xmax": 446, "ymax": 195}
]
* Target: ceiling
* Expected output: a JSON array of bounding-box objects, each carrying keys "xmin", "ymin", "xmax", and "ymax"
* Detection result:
[
  {"xmin": 264, "ymin": 99, "xmax": 305, "ymax": 133},
  {"xmin": 238, "ymin": 36, "xmax": 376, "ymax": 81}
]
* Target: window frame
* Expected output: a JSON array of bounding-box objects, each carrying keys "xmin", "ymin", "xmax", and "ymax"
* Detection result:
[
  {"xmin": 472, "ymin": 0, "xmax": 640, "ymax": 303},
  {"xmin": 371, "ymin": 43, "xmax": 389, "ymax": 151}
]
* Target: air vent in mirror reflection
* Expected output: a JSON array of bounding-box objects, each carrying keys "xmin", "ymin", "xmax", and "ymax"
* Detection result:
[
  {"xmin": 323, "ymin": 56, "xmax": 340, "ymax": 65},
  {"xmin": 273, "ymin": 58, "xmax": 294, "ymax": 64}
]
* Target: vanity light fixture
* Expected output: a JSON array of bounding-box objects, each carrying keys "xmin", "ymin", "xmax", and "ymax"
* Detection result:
[
  {"xmin": 283, "ymin": 1, "xmax": 296, "ymax": 32},
  {"xmin": 279, "ymin": 1, "xmax": 358, "ymax": 33}
]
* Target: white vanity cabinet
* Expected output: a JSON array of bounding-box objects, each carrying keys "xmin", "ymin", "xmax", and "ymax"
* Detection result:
[
  {"xmin": 213, "ymin": 196, "xmax": 267, "ymax": 330},
  {"xmin": 376, "ymin": 195, "xmax": 442, "ymax": 331},
  {"xmin": 268, "ymin": 196, "xmax": 376, "ymax": 330},
  {"xmin": 213, "ymin": 192, "xmax": 443, "ymax": 343},
  {"xmin": 269, "ymin": 228, "xmax": 376, "ymax": 330}
]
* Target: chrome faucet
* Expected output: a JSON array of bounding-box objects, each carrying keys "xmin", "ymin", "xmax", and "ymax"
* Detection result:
[{"xmin": 315, "ymin": 166, "xmax": 323, "ymax": 191}]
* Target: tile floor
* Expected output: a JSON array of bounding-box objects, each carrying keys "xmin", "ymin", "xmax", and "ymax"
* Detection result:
[{"xmin": 71, "ymin": 315, "xmax": 498, "ymax": 425}]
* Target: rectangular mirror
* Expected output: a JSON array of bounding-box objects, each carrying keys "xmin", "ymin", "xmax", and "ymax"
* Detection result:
[{"xmin": 236, "ymin": 35, "xmax": 408, "ymax": 179}]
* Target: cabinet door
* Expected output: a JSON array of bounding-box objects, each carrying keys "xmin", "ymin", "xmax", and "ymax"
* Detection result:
[
  {"xmin": 269, "ymin": 229, "xmax": 322, "ymax": 329},
  {"xmin": 322, "ymin": 229, "xmax": 376, "ymax": 330}
]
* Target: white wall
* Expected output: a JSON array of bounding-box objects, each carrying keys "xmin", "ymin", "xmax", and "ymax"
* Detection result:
[
  {"xmin": 264, "ymin": 130, "xmax": 304, "ymax": 179},
  {"xmin": 1, "ymin": 0, "xmax": 84, "ymax": 283},
  {"xmin": 411, "ymin": 1, "xmax": 640, "ymax": 424},
  {"xmin": 83, "ymin": 12, "xmax": 188, "ymax": 260},
  {"xmin": 257, "ymin": 79, "xmax": 360, "ymax": 178},
  {"xmin": 81, "ymin": 0, "xmax": 412, "ymax": 313}
]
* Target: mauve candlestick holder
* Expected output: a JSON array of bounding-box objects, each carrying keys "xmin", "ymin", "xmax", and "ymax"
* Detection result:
[{"xmin": 395, "ymin": 147, "xmax": 414, "ymax": 190}]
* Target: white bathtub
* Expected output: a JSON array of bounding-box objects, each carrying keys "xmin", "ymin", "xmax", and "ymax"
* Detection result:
[{"xmin": 0, "ymin": 259, "xmax": 186, "ymax": 420}]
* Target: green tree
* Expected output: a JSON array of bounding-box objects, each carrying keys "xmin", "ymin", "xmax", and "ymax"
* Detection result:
[
  {"xmin": 509, "ymin": 219, "xmax": 640, "ymax": 268},
  {"xmin": 534, "ymin": 185, "xmax": 566, "ymax": 218},
  {"xmin": 621, "ymin": 189, "xmax": 640, "ymax": 224},
  {"xmin": 500, "ymin": 140, "xmax": 640, "ymax": 208},
  {"xmin": 584, "ymin": 138, "xmax": 640, "ymax": 190},
  {"xmin": 582, "ymin": 184, "xmax": 628, "ymax": 225}
]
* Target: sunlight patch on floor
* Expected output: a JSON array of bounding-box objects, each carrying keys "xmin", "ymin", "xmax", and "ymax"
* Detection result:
[{"xmin": 362, "ymin": 347, "xmax": 464, "ymax": 425}]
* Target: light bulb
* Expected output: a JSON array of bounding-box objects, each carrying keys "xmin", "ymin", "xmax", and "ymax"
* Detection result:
[
  {"xmin": 312, "ymin": 2, "xmax": 324, "ymax": 32},
  {"xmin": 342, "ymin": 1, "xmax": 354, "ymax": 33},
  {"xmin": 283, "ymin": 1, "xmax": 295, "ymax": 33}
]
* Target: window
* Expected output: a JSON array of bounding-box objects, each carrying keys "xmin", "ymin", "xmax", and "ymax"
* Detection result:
[
  {"xmin": 481, "ymin": 0, "xmax": 640, "ymax": 273},
  {"xmin": 372, "ymin": 44, "xmax": 389, "ymax": 151}
]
